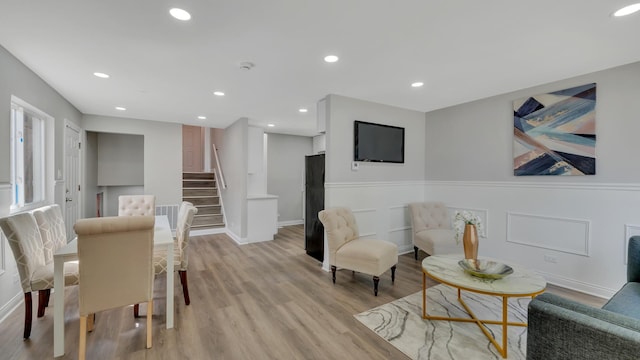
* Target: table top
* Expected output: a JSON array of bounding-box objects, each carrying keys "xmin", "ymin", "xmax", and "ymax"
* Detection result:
[
  {"xmin": 55, "ymin": 215, "xmax": 173, "ymax": 259},
  {"xmin": 422, "ymin": 254, "xmax": 547, "ymax": 296}
]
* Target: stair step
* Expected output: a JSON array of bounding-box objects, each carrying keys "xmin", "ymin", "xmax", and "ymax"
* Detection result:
[
  {"xmin": 183, "ymin": 172, "xmax": 215, "ymax": 180},
  {"xmin": 191, "ymin": 223, "xmax": 225, "ymax": 230},
  {"xmin": 193, "ymin": 214, "xmax": 224, "ymax": 226},
  {"xmin": 182, "ymin": 171, "xmax": 224, "ymax": 229},
  {"xmin": 194, "ymin": 205, "xmax": 221, "ymax": 215},
  {"xmin": 185, "ymin": 196, "xmax": 219, "ymax": 206},
  {"xmin": 183, "ymin": 188, "xmax": 217, "ymax": 196},
  {"xmin": 183, "ymin": 179, "xmax": 216, "ymax": 188}
]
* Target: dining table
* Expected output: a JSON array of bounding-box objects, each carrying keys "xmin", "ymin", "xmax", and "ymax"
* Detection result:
[{"xmin": 53, "ymin": 215, "xmax": 175, "ymax": 357}]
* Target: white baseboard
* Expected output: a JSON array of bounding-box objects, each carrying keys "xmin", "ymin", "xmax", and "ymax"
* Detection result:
[
  {"xmin": 0, "ymin": 291, "xmax": 23, "ymax": 325},
  {"xmin": 278, "ymin": 219, "xmax": 304, "ymax": 227},
  {"xmin": 225, "ymin": 229, "xmax": 247, "ymax": 245},
  {"xmin": 190, "ymin": 227, "xmax": 226, "ymax": 237},
  {"xmin": 536, "ymin": 270, "xmax": 615, "ymax": 299}
]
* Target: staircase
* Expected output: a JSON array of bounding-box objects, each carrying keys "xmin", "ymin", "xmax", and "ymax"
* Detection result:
[{"xmin": 182, "ymin": 172, "xmax": 225, "ymax": 229}]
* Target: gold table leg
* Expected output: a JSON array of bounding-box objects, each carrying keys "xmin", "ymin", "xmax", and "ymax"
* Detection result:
[{"xmin": 422, "ymin": 286, "xmax": 528, "ymax": 358}]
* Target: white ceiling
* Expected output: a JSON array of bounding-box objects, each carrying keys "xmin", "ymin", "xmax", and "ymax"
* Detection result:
[{"xmin": 1, "ymin": 1, "xmax": 639, "ymax": 136}]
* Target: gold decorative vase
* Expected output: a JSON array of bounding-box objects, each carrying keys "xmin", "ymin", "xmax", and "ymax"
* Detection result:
[{"xmin": 463, "ymin": 224, "xmax": 478, "ymax": 261}]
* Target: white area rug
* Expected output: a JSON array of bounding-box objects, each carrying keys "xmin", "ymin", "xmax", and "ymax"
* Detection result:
[{"xmin": 354, "ymin": 284, "xmax": 530, "ymax": 359}]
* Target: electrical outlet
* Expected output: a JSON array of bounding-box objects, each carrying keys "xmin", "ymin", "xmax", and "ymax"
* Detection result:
[{"xmin": 544, "ymin": 255, "xmax": 557, "ymax": 264}]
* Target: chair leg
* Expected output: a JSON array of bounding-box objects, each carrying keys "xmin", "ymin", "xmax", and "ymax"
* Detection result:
[
  {"xmin": 23, "ymin": 293, "xmax": 33, "ymax": 340},
  {"xmin": 79, "ymin": 316, "xmax": 87, "ymax": 360},
  {"xmin": 134, "ymin": 304, "xmax": 140, "ymax": 318},
  {"xmin": 373, "ymin": 276, "xmax": 380, "ymax": 296},
  {"xmin": 414, "ymin": 246, "xmax": 419, "ymax": 260},
  {"xmin": 391, "ymin": 265, "xmax": 397, "ymax": 283},
  {"xmin": 37, "ymin": 289, "xmax": 49, "ymax": 318},
  {"xmin": 87, "ymin": 313, "xmax": 96, "ymax": 332},
  {"xmin": 146, "ymin": 299, "xmax": 153, "ymax": 349},
  {"xmin": 179, "ymin": 270, "xmax": 191, "ymax": 305},
  {"xmin": 331, "ymin": 266, "xmax": 337, "ymax": 284},
  {"xmin": 45, "ymin": 288, "xmax": 51, "ymax": 307}
]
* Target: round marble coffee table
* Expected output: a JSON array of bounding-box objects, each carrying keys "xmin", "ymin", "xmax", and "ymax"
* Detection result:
[{"xmin": 422, "ymin": 254, "xmax": 546, "ymax": 358}]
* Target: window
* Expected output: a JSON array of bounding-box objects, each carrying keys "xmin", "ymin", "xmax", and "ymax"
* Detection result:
[{"xmin": 10, "ymin": 97, "xmax": 49, "ymax": 212}]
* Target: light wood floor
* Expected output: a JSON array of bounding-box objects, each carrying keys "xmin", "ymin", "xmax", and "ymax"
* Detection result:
[{"xmin": 0, "ymin": 225, "xmax": 606, "ymax": 359}]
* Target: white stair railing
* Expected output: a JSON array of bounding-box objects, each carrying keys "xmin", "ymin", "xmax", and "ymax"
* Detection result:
[{"xmin": 212, "ymin": 144, "xmax": 227, "ymax": 189}]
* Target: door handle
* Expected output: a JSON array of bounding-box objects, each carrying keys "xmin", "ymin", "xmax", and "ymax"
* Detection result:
[{"xmin": 65, "ymin": 198, "xmax": 73, "ymax": 202}]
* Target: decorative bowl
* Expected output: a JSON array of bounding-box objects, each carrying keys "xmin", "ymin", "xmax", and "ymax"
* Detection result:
[{"xmin": 458, "ymin": 259, "xmax": 513, "ymax": 279}]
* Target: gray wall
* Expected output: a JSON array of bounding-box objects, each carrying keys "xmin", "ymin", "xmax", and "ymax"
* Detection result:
[
  {"xmin": 217, "ymin": 119, "xmax": 249, "ymax": 239},
  {"xmin": 97, "ymin": 133, "xmax": 144, "ymax": 186},
  {"xmin": 0, "ymin": 45, "xmax": 83, "ymax": 184},
  {"xmin": 84, "ymin": 131, "xmax": 99, "ymax": 217},
  {"xmin": 267, "ymin": 133, "xmax": 313, "ymax": 223},
  {"xmin": 425, "ymin": 61, "xmax": 640, "ymax": 183},
  {"xmin": 325, "ymin": 94, "xmax": 426, "ymax": 183},
  {"xmin": 422, "ymin": 60, "xmax": 640, "ymax": 297},
  {"xmin": 0, "ymin": 44, "xmax": 83, "ymax": 320},
  {"xmin": 83, "ymin": 115, "xmax": 182, "ymax": 206}
]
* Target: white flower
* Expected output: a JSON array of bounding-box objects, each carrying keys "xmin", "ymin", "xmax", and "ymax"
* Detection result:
[{"xmin": 453, "ymin": 210, "xmax": 485, "ymax": 244}]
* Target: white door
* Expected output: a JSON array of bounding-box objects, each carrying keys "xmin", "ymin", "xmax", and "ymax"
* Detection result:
[{"xmin": 64, "ymin": 123, "xmax": 81, "ymax": 241}]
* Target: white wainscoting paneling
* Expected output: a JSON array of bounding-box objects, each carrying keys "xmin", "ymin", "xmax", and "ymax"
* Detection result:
[
  {"xmin": 1, "ymin": 183, "xmax": 11, "ymax": 276},
  {"xmin": 0, "ymin": 183, "xmax": 22, "ymax": 323},
  {"xmin": 389, "ymin": 205, "xmax": 412, "ymax": 253},
  {"xmin": 507, "ymin": 212, "xmax": 590, "ymax": 256},
  {"xmin": 425, "ymin": 180, "xmax": 640, "ymax": 298},
  {"xmin": 324, "ymin": 181, "xmax": 426, "ymax": 270},
  {"xmin": 351, "ymin": 208, "xmax": 377, "ymax": 238}
]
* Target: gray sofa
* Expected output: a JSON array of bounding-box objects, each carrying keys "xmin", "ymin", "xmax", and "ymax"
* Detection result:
[{"xmin": 527, "ymin": 236, "xmax": 640, "ymax": 359}]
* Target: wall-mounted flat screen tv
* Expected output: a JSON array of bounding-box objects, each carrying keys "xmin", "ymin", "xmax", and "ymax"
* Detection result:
[{"xmin": 354, "ymin": 120, "xmax": 405, "ymax": 163}]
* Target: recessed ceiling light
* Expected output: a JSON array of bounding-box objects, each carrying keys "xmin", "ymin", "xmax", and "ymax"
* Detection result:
[
  {"xmin": 197, "ymin": 116, "xmax": 206, "ymax": 120},
  {"xmin": 115, "ymin": 106, "xmax": 126, "ymax": 111},
  {"xmin": 614, "ymin": 3, "xmax": 640, "ymax": 16},
  {"xmin": 267, "ymin": 124, "xmax": 275, "ymax": 127},
  {"xmin": 213, "ymin": 91, "xmax": 225, "ymax": 96},
  {"xmin": 299, "ymin": 108, "xmax": 308, "ymax": 113},
  {"xmin": 324, "ymin": 55, "xmax": 339, "ymax": 63},
  {"xmin": 411, "ymin": 82, "xmax": 424, "ymax": 88},
  {"xmin": 170, "ymin": 8, "xmax": 191, "ymax": 21},
  {"xmin": 93, "ymin": 72, "xmax": 109, "ymax": 78}
]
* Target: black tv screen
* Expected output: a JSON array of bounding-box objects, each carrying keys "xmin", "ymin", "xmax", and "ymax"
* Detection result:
[{"xmin": 354, "ymin": 120, "xmax": 405, "ymax": 163}]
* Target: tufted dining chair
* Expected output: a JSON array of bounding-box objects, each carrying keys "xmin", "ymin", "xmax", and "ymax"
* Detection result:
[
  {"xmin": 318, "ymin": 207, "xmax": 398, "ymax": 296},
  {"xmin": 75, "ymin": 216, "xmax": 155, "ymax": 360},
  {"xmin": 118, "ymin": 195, "xmax": 156, "ymax": 216},
  {"xmin": 0, "ymin": 211, "xmax": 79, "ymax": 339},
  {"xmin": 135, "ymin": 202, "xmax": 198, "ymax": 317},
  {"xmin": 32, "ymin": 204, "xmax": 71, "ymax": 317},
  {"xmin": 408, "ymin": 201, "xmax": 459, "ymax": 259}
]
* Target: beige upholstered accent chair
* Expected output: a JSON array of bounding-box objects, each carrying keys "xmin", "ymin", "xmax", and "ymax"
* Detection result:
[
  {"xmin": 33, "ymin": 204, "xmax": 68, "ymax": 264},
  {"xmin": 408, "ymin": 201, "xmax": 459, "ymax": 259},
  {"xmin": 32, "ymin": 204, "xmax": 72, "ymax": 318},
  {"xmin": 0, "ymin": 211, "xmax": 79, "ymax": 339},
  {"xmin": 118, "ymin": 195, "xmax": 156, "ymax": 216},
  {"xmin": 318, "ymin": 207, "xmax": 398, "ymax": 296},
  {"xmin": 134, "ymin": 202, "xmax": 198, "ymax": 317},
  {"xmin": 74, "ymin": 216, "xmax": 155, "ymax": 360},
  {"xmin": 157, "ymin": 201, "xmax": 198, "ymax": 304}
]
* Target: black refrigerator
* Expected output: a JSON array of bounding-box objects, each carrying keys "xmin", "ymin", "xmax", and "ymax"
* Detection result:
[{"xmin": 305, "ymin": 154, "xmax": 325, "ymax": 262}]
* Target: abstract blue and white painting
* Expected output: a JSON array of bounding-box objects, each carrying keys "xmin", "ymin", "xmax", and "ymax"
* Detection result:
[{"xmin": 513, "ymin": 83, "xmax": 596, "ymax": 176}]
